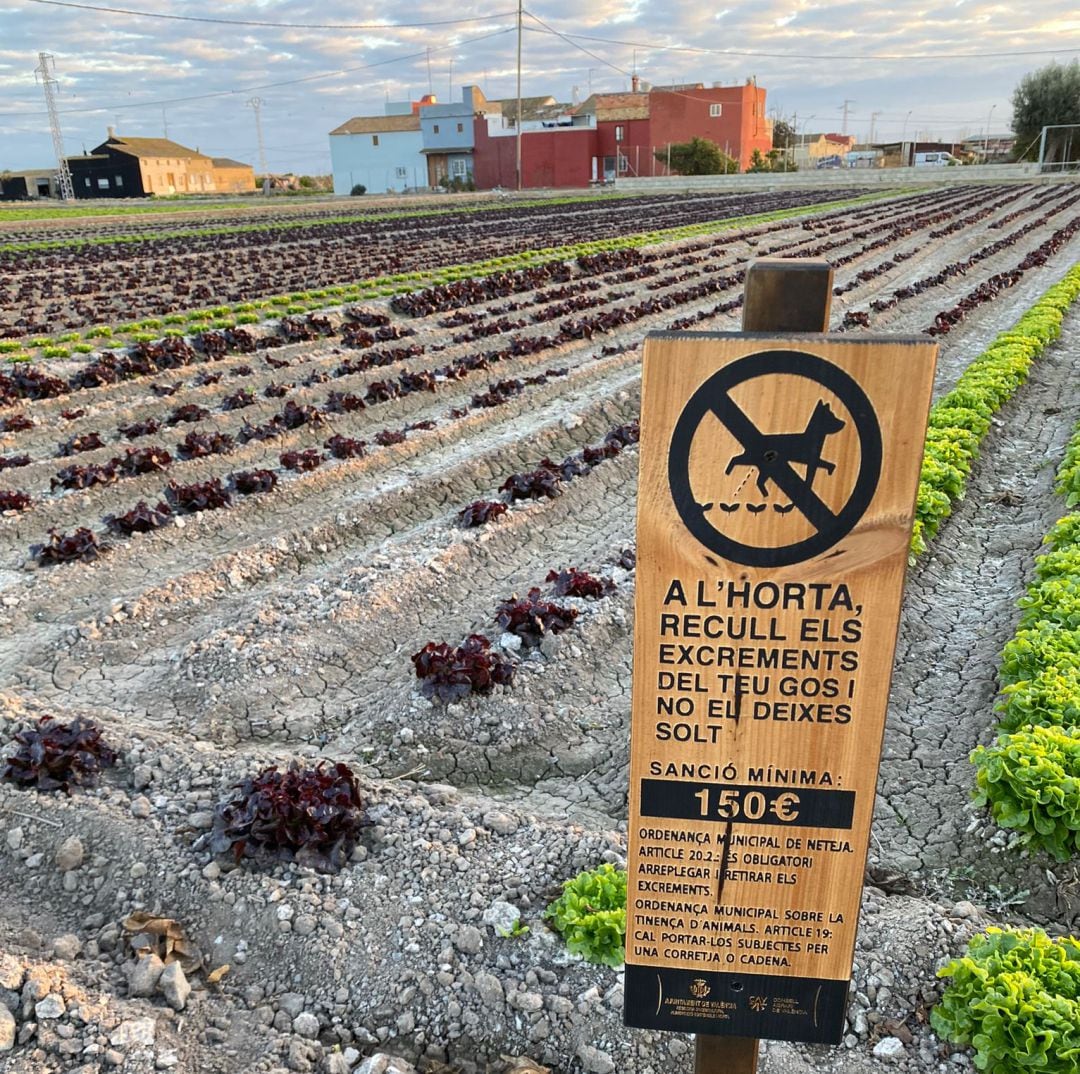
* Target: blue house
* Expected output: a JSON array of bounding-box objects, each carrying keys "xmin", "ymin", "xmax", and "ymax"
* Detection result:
[{"xmin": 329, "ymin": 102, "xmax": 427, "ymax": 195}]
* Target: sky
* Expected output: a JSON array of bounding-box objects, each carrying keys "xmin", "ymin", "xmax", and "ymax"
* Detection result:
[{"xmin": 1, "ymin": 0, "xmax": 1078, "ymax": 174}]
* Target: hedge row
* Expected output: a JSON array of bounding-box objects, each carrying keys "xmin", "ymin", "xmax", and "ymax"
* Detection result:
[
  {"xmin": 970, "ymin": 395, "xmax": 1080, "ymax": 862},
  {"xmin": 911, "ymin": 263, "xmax": 1080, "ymax": 558}
]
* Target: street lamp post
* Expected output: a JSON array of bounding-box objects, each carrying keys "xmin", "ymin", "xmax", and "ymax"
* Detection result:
[{"xmin": 983, "ymin": 104, "xmax": 996, "ymax": 164}]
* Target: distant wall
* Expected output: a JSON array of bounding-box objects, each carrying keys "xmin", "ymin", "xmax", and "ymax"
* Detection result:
[{"xmin": 615, "ymin": 163, "xmax": 1065, "ymax": 192}]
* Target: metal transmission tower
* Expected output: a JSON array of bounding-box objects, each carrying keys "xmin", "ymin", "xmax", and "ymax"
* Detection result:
[
  {"xmin": 839, "ymin": 98, "xmax": 855, "ymax": 135},
  {"xmin": 247, "ymin": 97, "xmax": 269, "ymax": 177},
  {"xmin": 34, "ymin": 52, "xmax": 74, "ymax": 201}
]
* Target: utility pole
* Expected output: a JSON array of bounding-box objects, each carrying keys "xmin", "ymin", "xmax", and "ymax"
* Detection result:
[
  {"xmin": 247, "ymin": 97, "xmax": 269, "ymax": 178},
  {"xmin": 983, "ymin": 103, "xmax": 996, "ymax": 163},
  {"xmin": 515, "ymin": 0, "xmax": 523, "ymax": 191},
  {"xmin": 162, "ymin": 106, "xmax": 169, "ymax": 139},
  {"xmin": 427, "ymin": 48, "xmax": 433, "ymax": 96},
  {"xmin": 869, "ymin": 110, "xmax": 882, "ymax": 145},
  {"xmin": 34, "ymin": 52, "xmax": 74, "ymax": 201},
  {"xmin": 839, "ymin": 98, "xmax": 854, "ymax": 135},
  {"xmin": 448, "ymin": 57, "xmax": 453, "ymax": 100}
]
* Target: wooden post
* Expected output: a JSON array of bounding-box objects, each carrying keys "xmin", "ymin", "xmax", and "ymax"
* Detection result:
[{"xmin": 692, "ymin": 257, "xmax": 832, "ymax": 1074}]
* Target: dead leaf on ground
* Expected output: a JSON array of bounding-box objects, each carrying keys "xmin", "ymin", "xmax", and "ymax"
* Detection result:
[
  {"xmin": 206, "ymin": 964, "xmax": 230, "ymax": 985},
  {"xmin": 122, "ymin": 912, "xmax": 204, "ymax": 973}
]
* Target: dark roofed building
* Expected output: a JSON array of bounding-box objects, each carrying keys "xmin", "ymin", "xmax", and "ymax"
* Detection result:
[{"xmin": 66, "ymin": 131, "xmax": 256, "ymax": 198}]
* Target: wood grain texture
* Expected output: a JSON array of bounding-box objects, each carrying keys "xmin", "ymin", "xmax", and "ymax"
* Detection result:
[{"xmin": 626, "ymin": 332, "xmax": 937, "ymax": 1026}]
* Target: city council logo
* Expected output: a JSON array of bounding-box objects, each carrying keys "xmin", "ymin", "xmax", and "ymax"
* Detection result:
[
  {"xmin": 750, "ymin": 995, "xmax": 768, "ymax": 1012},
  {"xmin": 689, "ymin": 978, "xmax": 710, "ymax": 999}
]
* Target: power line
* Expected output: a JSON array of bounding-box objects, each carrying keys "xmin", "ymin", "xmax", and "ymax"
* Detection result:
[
  {"xmin": 525, "ymin": 21, "xmax": 1080, "ymax": 62},
  {"xmin": 0, "ymin": 27, "xmax": 516, "ymax": 120},
  {"xmin": 22, "ymin": 0, "xmax": 516, "ymax": 30},
  {"xmin": 523, "ymin": 12, "xmax": 630, "ymax": 78}
]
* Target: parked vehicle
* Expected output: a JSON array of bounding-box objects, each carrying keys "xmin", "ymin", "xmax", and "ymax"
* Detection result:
[{"xmin": 914, "ymin": 152, "xmax": 960, "ymax": 167}]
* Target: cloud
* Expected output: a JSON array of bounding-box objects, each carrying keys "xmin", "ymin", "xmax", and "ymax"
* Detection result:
[{"xmin": 0, "ymin": 0, "xmax": 1073, "ymax": 171}]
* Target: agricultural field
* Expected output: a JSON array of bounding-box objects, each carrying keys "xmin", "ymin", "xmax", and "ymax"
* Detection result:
[{"xmin": 0, "ymin": 180, "xmax": 1079, "ymax": 1074}]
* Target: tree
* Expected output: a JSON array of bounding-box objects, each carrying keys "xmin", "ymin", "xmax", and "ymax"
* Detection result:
[
  {"xmin": 746, "ymin": 148, "xmax": 796, "ymax": 173},
  {"xmin": 1011, "ymin": 60, "xmax": 1080, "ymax": 161},
  {"xmin": 655, "ymin": 138, "xmax": 738, "ymax": 176},
  {"xmin": 772, "ymin": 119, "xmax": 796, "ymax": 150}
]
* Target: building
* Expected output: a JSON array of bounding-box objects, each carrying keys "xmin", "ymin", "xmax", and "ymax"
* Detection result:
[
  {"xmin": 0, "ymin": 169, "xmax": 57, "ymax": 200},
  {"xmin": 66, "ymin": 132, "xmax": 255, "ymax": 197},
  {"xmin": 329, "ymin": 78, "xmax": 774, "ymax": 194},
  {"xmin": 210, "ymin": 158, "xmax": 257, "ymax": 193},
  {"xmin": 474, "ymin": 80, "xmax": 773, "ymax": 188},
  {"xmin": 329, "ymin": 99, "xmax": 433, "ymax": 195},
  {"xmin": 791, "ymin": 132, "xmax": 857, "ymax": 170}
]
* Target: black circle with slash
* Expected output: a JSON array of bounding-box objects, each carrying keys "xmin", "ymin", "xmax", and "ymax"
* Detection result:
[{"xmin": 668, "ymin": 350, "xmax": 882, "ymax": 567}]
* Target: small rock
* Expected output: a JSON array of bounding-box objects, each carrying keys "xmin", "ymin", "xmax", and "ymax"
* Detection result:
[
  {"xmin": 131, "ymin": 796, "xmax": 152, "ymax": 819},
  {"xmin": 453, "ymin": 925, "xmax": 483, "ymax": 956},
  {"xmin": 159, "ymin": 961, "xmax": 191, "ymax": 1011},
  {"xmin": 872, "ymin": 1037, "xmax": 906, "ymax": 1060},
  {"xmin": 55, "ymin": 836, "xmax": 84, "ymax": 872},
  {"xmin": 188, "ymin": 812, "xmax": 214, "ymax": 831},
  {"xmin": 0, "ymin": 1003, "xmax": 15, "ymax": 1053},
  {"xmin": 323, "ymin": 1055, "xmax": 350, "ymax": 1074},
  {"xmin": 481, "ymin": 900, "xmax": 521, "ymax": 935},
  {"xmin": 110, "ymin": 1018, "xmax": 157, "ymax": 1048},
  {"xmin": 576, "ymin": 1044, "xmax": 616, "ymax": 1074},
  {"xmin": 132, "ymin": 765, "xmax": 153, "ymax": 789},
  {"xmin": 35, "ymin": 993, "xmax": 66, "ymax": 1019},
  {"xmin": 5, "ymin": 828, "xmax": 22, "ymax": 851},
  {"xmin": 472, "ymin": 972, "xmax": 504, "ymax": 1009},
  {"xmin": 278, "ymin": 992, "xmax": 305, "ymax": 1018},
  {"xmin": 53, "ymin": 934, "xmax": 82, "ymax": 961},
  {"xmin": 482, "ymin": 811, "xmax": 519, "ymax": 836},
  {"xmin": 498, "ymin": 632, "xmax": 523, "ymax": 652},
  {"xmin": 128, "ymin": 954, "xmax": 165, "ymax": 998},
  {"xmin": 292, "ymin": 1011, "xmax": 320, "ymax": 1039}
]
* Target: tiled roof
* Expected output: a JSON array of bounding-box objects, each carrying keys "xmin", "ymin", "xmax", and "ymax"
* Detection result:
[
  {"xmin": 329, "ymin": 115, "xmax": 422, "ymax": 136},
  {"xmin": 574, "ymin": 93, "xmax": 650, "ymax": 122},
  {"xmin": 98, "ymin": 136, "xmax": 210, "ymax": 160},
  {"xmin": 211, "ymin": 158, "xmax": 252, "ymax": 169}
]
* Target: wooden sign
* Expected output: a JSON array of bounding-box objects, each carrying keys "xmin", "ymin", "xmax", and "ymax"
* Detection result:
[{"xmin": 624, "ymin": 330, "xmax": 938, "ymax": 1046}]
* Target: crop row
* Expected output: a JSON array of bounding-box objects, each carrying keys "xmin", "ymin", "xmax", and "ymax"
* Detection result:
[
  {"xmin": 412, "ymin": 421, "xmax": 640, "ymax": 700},
  {"xmin": 911, "ymin": 263, "xmax": 1080, "ymax": 557},
  {"xmin": 3, "ymin": 183, "xmax": 995, "ymax": 364},
  {"xmin": 971, "ymin": 400, "xmax": 1080, "ymax": 862},
  {"xmin": 0, "ymin": 185, "xmax": 1003, "ymax": 362},
  {"xmin": 9, "ymin": 358, "xmax": 579, "ymax": 560},
  {"xmin": 1, "ymin": 187, "xmax": 876, "ymax": 341},
  {"xmin": 839, "ymin": 190, "xmax": 1080, "ymax": 329}
]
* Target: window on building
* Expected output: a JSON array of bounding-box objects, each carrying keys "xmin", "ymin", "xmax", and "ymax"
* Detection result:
[
  {"xmin": 115, "ymin": 175, "xmax": 123, "ymax": 187},
  {"xmin": 617, "ymin": 153, "xmax": 629, "ymax": 174},
  {"xmin": 456, "ymin": 122, "xmax": 463, "ymax": 133},
  {"xmin": 451, "ymin": 158, "xmax": 467, "ymax": 178},
  {"xmin": 84, "ymin": 177, "xmax": 91, "ymax": 188},
  {"xmin": 710, "ymin": 103, "xmax": 723, "ymax": 117},
  {"xmin": 372, "ymin": 135, "xmax": 379, "ymax": 146},
  {"xmin": 615, "ymin": 125, "xmax": 625, "ymax": 142},
  {"xmin": 395, "ymin": 166, "xmax": 408, "ymax": 179},
  {"xmin": 433, "ymin": 124, "xmax": 440, "ymax": 134},
  {"xmin": 97, "ymin": 177, "xmax": 110, "ymax": 190}
]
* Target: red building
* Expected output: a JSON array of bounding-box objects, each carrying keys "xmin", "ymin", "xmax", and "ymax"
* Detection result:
[{"xmin": 471, "ymin": 80, "xmax": 773, "ymax": 189}]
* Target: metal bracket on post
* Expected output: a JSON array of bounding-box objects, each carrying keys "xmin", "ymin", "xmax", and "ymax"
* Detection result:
[{"xmin": 692, "ymin": 255, "xmax": 834, "ymax": 1074}]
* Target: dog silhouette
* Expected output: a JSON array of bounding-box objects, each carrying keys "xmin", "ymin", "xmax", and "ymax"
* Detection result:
[{"xmin": 725, "ymin": 400, "xmax": 845, "ymax": 498}]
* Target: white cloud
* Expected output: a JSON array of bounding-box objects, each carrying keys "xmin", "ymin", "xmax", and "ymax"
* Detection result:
[{"xmin": 0, "ymin": 0, "xmax": 1072, "ymax": 171}]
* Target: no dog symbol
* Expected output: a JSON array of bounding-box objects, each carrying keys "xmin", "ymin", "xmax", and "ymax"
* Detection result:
[{"xmin": 668, "ymin": 350, "xmax": 882, "ymax": 567}]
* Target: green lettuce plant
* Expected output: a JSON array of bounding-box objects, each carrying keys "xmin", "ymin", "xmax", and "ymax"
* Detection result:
[
  {"xmin": 912, "ymin": 264, "xmax": 1080, "ymax": 558},
  {"xmin": 932, "ymin": 927, "xmax": 1080, "ymax": 1073},
  {"xmin": 972, "ymin": 724, "xmax": 1080, "ymax": 861},
  {"xmin": 543, "ymin": 863, "xmax": 627, "ymax": 967}
]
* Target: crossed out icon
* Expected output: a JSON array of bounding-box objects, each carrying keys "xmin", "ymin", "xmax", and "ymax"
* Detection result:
[{"xmin": 667, "ymin": 350, "xmax": 883, "ymax": 568}]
